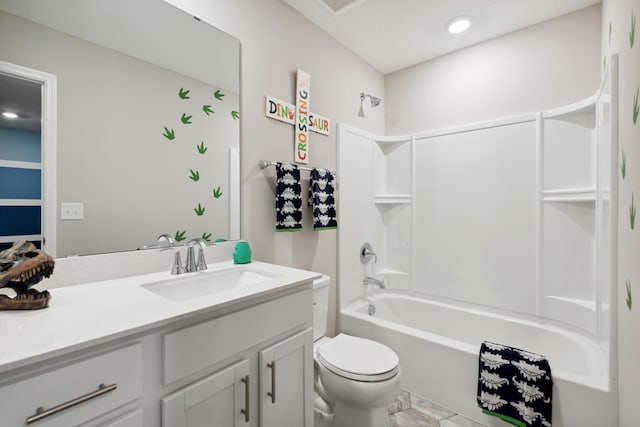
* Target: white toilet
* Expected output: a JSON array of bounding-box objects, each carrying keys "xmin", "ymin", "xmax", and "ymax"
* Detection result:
[{"xmin": 313, "ymin": 275, "xmax": 401, "ymax": 427}]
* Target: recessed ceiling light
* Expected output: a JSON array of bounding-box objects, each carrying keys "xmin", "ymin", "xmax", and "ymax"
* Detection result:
[
  {"xmin": 2, "ymin": 111, "xmax": 18, "ymax": 119},
  {"xmin": 447, "ymin": 16, "xmax": 471, "ymax": 34}
]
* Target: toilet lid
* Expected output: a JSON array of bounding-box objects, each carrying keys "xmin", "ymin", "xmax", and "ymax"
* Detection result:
[{"xmin": 317, "ymin": 334, "xmax": 399, "ymax": 382}]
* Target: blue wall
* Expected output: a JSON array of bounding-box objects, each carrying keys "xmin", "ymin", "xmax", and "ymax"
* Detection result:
[
  {"xmin": 0, "ymin": 206, "xmax": 41, "ymax": 235},
  {"xmin": 0, "ymin": 167, "xmax": 41, "ymax": 199},
  {"xmin": 0, "ymin": 127, "xmax": 41, "ymax": 162},
  {"xmin": 0, "ymin": 127, "xmax": 42, "ymax": 241}
]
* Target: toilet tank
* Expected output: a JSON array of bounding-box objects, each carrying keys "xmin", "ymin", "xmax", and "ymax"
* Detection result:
[{"xmin": 313, "ymin": 275, "xmax": 331, "ymax": 341}]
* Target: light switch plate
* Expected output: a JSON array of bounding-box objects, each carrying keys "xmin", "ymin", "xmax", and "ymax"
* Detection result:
[{"xmin": 61, "ymin": 202, "xmax": 84, "ymax": 220}]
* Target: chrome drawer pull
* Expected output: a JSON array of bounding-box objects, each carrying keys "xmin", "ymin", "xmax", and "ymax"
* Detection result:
[
  {"xmin": 240, "ymin": 375, "xmax": 250, "ymax": 422},
  {"xmin": 26, "ymin": 383, "xmax": 117, "ymax": 424},
  {"xmin": 267, "ymin": 361, "xmax": 276, "ymax": 403}
]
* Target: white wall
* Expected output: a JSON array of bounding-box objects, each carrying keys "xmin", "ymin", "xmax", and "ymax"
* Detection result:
[
  {"xmin": 602, "ymin": 1, "xmax": 640, "ymax": 425},
  {"xmin": 385, "ymin": 5, "xmax": 602, "ymax": 134},
  {"xmin": 165, "ymin": 0, "xmax": 386, "ymax": 336}
]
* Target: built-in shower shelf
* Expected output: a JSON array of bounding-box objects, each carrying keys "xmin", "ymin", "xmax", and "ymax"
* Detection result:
[
  {"xmin": 373, "ymin": 194, "xmax": 412, "ymax": 205},
  {"xmin": 547, "ymin": 295, "xmax": 596, "ymax": 311},
  {"xmin": 543, "ymin": 95, "xmax": 596, "ymax": 128},
  {"xmin": 375, "ymin": 269, "xmax": 409, "ymax": 276},
  {"xmin": 542, "ymin": 188, "xmax": 596, "ymax": 202},
  {"xmin": 543, "ymin": 295, "xmax": 597, "ymax": 333}
]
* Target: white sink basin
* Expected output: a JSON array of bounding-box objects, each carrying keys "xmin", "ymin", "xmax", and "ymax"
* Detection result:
[{"xmin": 141, "ymin": 266, "xmax": 276, "ymax": 301}]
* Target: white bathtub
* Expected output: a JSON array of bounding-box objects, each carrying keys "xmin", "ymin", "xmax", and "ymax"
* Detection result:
[{"xmin": 340, "ymin": 293, "xmax": 617, "ymax": 427}]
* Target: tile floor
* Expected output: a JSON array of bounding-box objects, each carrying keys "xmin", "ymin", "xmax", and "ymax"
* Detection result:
[{"xmin": 387, "ymin": 391, "xmax": 487, "ymax": 427}]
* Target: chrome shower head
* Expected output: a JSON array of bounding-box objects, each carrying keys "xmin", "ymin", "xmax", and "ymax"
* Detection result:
[{"xmin": 360, "ymin": 92, "xmax": 382, "ymax": 108}]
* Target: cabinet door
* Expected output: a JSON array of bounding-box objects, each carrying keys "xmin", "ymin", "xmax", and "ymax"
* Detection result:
[
  {"xmin": 162, "ymin": 359, "xmax": 250, "ymax": 427},
  {"xmin": 259, "ymin": 328, "xmax": 314, "ymax": 427}
]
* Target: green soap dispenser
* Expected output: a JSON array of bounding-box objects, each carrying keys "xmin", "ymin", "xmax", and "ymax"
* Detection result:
[{"xmin": 233, "ymin": 242, "xmax": 252, "ymax": 264}]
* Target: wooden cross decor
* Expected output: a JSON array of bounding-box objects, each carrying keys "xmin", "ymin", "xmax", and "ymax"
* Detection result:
[{"xmin": 265, "ymin": 69, "xmax": 331, "ymax": 164}]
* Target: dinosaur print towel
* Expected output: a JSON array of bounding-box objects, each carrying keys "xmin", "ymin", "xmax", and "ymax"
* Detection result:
[
  {"xmin": 477, "ymin": 341, "xmax": 553, "ymax": 427},
  {"xmin": 276, "ymin": 163, "xmax": 303, "ymax": 231},
  {"xmin": 308, "ymin": 168, "xmax": 337, "ymax": 230}
]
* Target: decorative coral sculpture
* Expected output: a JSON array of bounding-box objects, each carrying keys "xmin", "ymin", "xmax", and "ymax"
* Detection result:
[{"xmin": 0, "ymin": 240, "xmax": 54, "ymax": 310}]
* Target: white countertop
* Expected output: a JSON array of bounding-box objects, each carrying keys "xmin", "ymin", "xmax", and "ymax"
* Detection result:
[{"xmin": 0, "ymin": 261, "xmax": 321, "ymax": 374}]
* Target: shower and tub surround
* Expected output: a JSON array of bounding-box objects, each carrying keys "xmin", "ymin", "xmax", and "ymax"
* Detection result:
[
  {"xmin": 337, "ymin": 59, "xmax": 618, "ymax": 427},
  {"xmin": 342, "ymin": 293, "xmax": 615, "ymax": 426}
]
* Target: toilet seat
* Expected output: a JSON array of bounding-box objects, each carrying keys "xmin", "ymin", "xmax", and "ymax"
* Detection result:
[{"xmin": 317, "ymin": 334, "xmax": 399, "ymax": 382}]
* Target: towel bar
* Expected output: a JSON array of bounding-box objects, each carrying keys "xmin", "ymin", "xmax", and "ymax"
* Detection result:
[{"xmin": 259, "ymin": 160, "xmax": 335, "ymax": 175}]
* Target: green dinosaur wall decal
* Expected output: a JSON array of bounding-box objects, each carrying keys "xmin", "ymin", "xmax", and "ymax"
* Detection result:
[
  {"xmin": 214, "ymin": 90, "xmax": 225, "ymax": 101},
  {"xmin": 631, "ymin": 193, "xmax": 636, "ymax": 230},
  {"xmin": 179, "ymin": 87, "xmax": 190, "ymax": 99},
  {"xmin": 202, "ymin": 105, "xmax": 214, "ymax": 115},
  {"xmin": 633, "ymin": 87, "xmax": 639, "ymax": 125},
  {"xmin": 213, "ymin": 186, "xmax": 223, "ymax": 199},
  {"xmin": 162, "ymin": 127, "xmax": 175, "ymax": 140},
  {"xmin": 631, "ymin": 12, "xmax": 636, "ymax": 48},
  {"xmin": 202, "ymin": 232, "xmax": 212, "ymax": 242},
  {"xmin": 175, "ymin": 230, "xmax": 187, "ymax": 242},
  {"xmin": 181, "ymin": 113, "xmax": 193, "ymax": 124},
  {"xmin": 231, "ymin": 110, "xmax": 240, "ymax": 120},
  {"xmin": 194, "ymin": 203, "xmax": 205, "ymax": 216},
  {"xmin": 197, "ymin": 142, "xmax": 208, "ymax": 154},
  {"xmin": 189, "ymin": 169, "xmax": 200, "ymax": 182},
  {"xmin": 627, "ymin": 280, "xmax": 633, "ymax": 310}
]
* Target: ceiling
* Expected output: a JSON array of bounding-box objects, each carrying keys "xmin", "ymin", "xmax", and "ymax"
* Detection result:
[
  {"xmin": 0, "ymin": 0, "xmax": 240, "ymax": 135},
  {"xmin": 0, "ymin": 73, "xmax": 41, "ymax": 132},
  {"xmin": 283, "ymin": 0, "xmax": 601, "ymax": 74}
]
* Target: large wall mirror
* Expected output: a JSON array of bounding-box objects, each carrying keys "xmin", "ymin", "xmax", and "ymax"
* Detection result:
[{"xmin": 0, "ymin": 0, "xmax": 240, "ymax": 257}]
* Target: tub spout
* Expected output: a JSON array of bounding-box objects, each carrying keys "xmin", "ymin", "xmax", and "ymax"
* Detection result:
[{"xmin": 363, "ymin": 276, "xmax": 385, "ymax": 289}]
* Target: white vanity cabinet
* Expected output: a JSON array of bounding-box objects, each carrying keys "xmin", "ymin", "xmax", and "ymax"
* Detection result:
[
  {"xmin": 0, "ymin": 263, "xmax": 317, "ymax": 427},
  {"xmin": 259, "ymin": 328, "xmax": 314, "ymax": 427},
  {"xmin": 100, "ymin": 410, "xmax": 144, "ymax": 427},
  {"xmin": 162, "ymin": 360, "xmax": 250, "ymax": 427},
  {"xmin": 158, "ymin": 288, "xmax": 313, "ymax": 427},
  {"xmin": 0, "ymin": 344, "xmax": 143, "ymax": 427}
]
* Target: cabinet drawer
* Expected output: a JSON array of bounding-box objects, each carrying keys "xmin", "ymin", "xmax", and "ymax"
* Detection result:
[
  {"xmin": 163, "ymin": 288, "xmax": 312, "ymax": 384},
  {"xmin": 98, "ymin": 409, "xmax": 143, "ymax": 427},
  {"xmin": 0, "ymin": 343, "xmax": 142, "ymax": 427}
]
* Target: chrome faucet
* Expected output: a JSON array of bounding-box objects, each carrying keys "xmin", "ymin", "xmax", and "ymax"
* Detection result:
[
  {"xmin": 157, "ymin": 233, "xmax": 175, "ymax": 247},
  {"xmin": 186, "ymin": 238, "xmax": 208, "ymax": 273},
  {"xmin": 363, "ymin": 276, "xmax": 385, "ymax": 289},
  {"xmin": 360, "ymin": 243, "xmax": 377, "ymax": 264},
  {"xmin": 141, "ymin": 233, "xmax": 176, "ymax": 250},
  {"xmin": 162, "ymin": 247, "xmax": 185, "ymax": 275}
]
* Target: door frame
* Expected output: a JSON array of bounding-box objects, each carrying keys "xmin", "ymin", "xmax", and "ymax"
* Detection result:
[{"xmin": 0, "ymin": 60, "xmax": 57, "ymax": 257}]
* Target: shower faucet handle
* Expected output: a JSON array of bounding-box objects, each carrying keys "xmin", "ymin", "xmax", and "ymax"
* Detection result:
[{"xmin": 360, "ymin": 242, "xmax": 377, "ymax": 264}]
